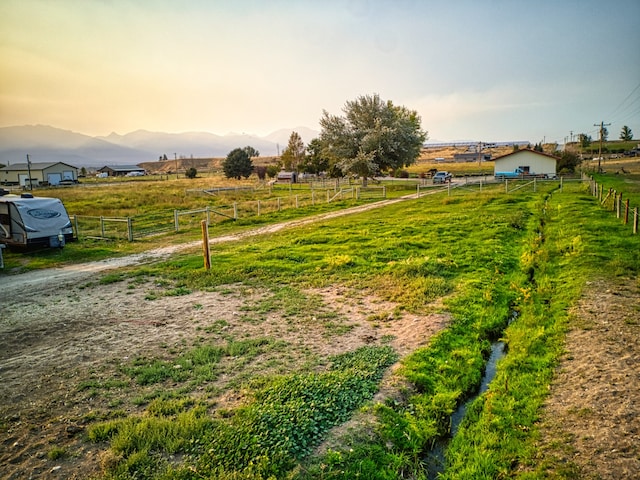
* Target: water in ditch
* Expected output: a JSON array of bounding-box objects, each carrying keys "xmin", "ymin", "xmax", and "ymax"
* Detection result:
[{"xmin": 423, "ymin": 339, "xmax": 507, "ymax": 479}]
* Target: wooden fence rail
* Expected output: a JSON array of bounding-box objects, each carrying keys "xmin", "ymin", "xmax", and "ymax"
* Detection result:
[{"xmin": 586, "ymin": 174, "xmax": 638, "ymax": 235}]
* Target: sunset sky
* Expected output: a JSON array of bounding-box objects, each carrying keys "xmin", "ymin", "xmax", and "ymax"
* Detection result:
[{"xmin": 1, "ymin": 0, "xmax": 639, "ymax": 144}]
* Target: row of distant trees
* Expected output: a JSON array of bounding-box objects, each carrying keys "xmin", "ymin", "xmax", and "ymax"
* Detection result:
[
  {"xmin": 579, "ymin": 125, "xmax": 634, "ymax": 147},
  {"xmin": 220, "ymin": 94, "xmax": 427, "ymax": 183}
]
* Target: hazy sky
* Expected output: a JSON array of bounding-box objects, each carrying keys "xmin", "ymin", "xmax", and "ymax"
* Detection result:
[{"xmin": 1, "ymin": 0, "xmax": 639, "ymax": 144}]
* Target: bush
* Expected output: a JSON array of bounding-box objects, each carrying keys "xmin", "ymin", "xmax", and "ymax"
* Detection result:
[{"xmin": 185, "ymin": 167, "xmax": 197, "ymax": 179}]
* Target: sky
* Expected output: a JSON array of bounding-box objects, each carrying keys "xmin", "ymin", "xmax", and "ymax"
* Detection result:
[{"xmin": 1, "ymin": 0, "xmax": 639, "ymax": 145}]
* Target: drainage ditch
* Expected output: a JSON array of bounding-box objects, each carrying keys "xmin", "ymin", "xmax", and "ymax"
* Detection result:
[{"xmin": 423, "ymin": 338, "xmax": 507, "ymax": 478}]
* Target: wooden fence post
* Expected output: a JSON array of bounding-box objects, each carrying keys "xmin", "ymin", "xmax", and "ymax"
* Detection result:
[
  {"xmin": 201, "ymin": 220, "xmax": 211, "ymax": 270},
  {"xmin": 127, "ymin": 218, "xmax": 133, "ymax": 242},
  {"xmin": 174, "ymin": 210, "xmax": 179, "ymax": 232},
  {"xmin": 616, "ymin": 194, "xmax": 621, "ymax": 218},
  {"xmin": 634, "ymin": 207, "xmax": 638, "ymax": 235},
  {"xmin": 257, "ymin": 200, "xmax": 261, "ymax": 216},
  {"xmin": 233, "ymin": 202, "xmax": 238, "ymax": 220},
  {"xmin": 624, "ymin": 199, "xmax": 630, "ymax": 225}
]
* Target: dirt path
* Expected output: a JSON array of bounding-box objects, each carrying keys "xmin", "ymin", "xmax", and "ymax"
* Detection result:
[
  {"xmin": 0, "ymin": 196, "xmax": 411, "ymax": 296},
  {"xmin": 524, "ymin": 279, "xmax": 640, "ymax": 478}
]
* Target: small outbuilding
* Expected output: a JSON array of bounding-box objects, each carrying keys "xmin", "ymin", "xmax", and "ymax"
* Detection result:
[
  {"xmin": 276, "ymin": 171, "xmax": 298, "ymax": 183},
  {"xmin": 0, "ymin": 162, "xmax": 79, "ymax": 187},
  {"xmin": 492, "ymin": 149, "xmax": 558, "ymax": 178},
  {"xmin": 97, "ymin": 165, "xmax": 146, "ymax": 177}
]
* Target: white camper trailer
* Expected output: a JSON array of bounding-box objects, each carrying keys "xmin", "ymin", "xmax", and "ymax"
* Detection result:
[{"xmin": 0, "ymin": 193, "xmax": 74, "ymax": 248}]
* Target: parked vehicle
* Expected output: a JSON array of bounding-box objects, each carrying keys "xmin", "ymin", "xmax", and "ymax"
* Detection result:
[
  {"xmin": 432, "ymin": 171, "xmax": 452, "ymax": 184},
  {"xmin": 0, "ymin": 193, "xmax": 74, "ymax": 248},
  {"xmin": 495, "ymin": 167, "xmax": 552, "ymax": 180}
]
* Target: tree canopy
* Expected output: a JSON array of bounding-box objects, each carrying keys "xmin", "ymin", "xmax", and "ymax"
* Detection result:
[
  {"xmin": 299, "ymin": 138, "xmax": 330, "ymax": 175},
  {"xmin": 620, "ymin": 125, "xmax": 633, "ymax": 141},
  {"xmin": 579, "ymin": 133, "xmax": 592, "ymax": 148},
  {"xmin": 223, "ymin": 147, "xmax": 254, "ymax": 180},
  {"xmin": 280, "ymin": 131, "xmax": 306, "ymax": 171},
  {"xmin": 318, "ymin": 94, "xmax": 427, "ymax": 182},
  {"xmin": 243, "ymin": 146, "xmax": 260, "ymax": 159}
]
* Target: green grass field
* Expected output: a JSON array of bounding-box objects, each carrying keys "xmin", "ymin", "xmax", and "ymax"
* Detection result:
[{"xmin": 2, "ymin": 170, "xmax": 639, "ymax": 479}]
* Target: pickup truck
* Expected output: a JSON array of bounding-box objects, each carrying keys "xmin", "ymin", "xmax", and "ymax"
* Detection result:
[{"xmin": 495, "ymin": 168, "xmax": 552, "ymax": 180}]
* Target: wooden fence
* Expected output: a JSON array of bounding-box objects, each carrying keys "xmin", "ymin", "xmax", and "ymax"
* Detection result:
[
  {"xmin": 586, "ymin": 174, "xmax": 639, "ymax": 235},
  {"xmin": 71, "ymin": 186, "xmax": 387, "ymax": 241}
]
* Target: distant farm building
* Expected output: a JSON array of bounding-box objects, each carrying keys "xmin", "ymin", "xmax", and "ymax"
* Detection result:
[
  {"xmin": 493, "ymin": 149, "xmax": 558, "ymax": 177},
  {"xmin": 97, "ymin": 165, "xmax": 146, "ymax": 177},
  {"xmin": 0, "ymin": 162, "xmax": 79, "ymax": 187},
  {"xmin": 276, "ymin": 171, "xmax": 298, "ymax": 183},
  {"xmin": 453, "ymin": 152, "xmax": 492, "ymax": 162}
]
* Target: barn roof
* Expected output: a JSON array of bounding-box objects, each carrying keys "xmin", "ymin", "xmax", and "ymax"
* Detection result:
[
  {"xmin": 0, "ymin": 161, "xmax": 78, "ymax": 171},
  {"xmin": 98, "ymin": 165, "xmax": 145, "ymax": 171},
  {"xmin": 493, "ymin": 148, "xmax": 559, "ymax": 162}
]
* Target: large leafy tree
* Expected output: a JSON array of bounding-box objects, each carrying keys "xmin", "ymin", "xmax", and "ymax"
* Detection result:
[
  {"xmin": 280, "ymin": 131, "xmax": 306, "ymax": 171},
  {"xmin": 319, "ymin": 94, "xmax": 427, "ymax": 184},
  {"xmin": 299, "ymin": 138, "xmax": 330, "ymax": 175},
  {"xmin": 620, "ymin": 125, "xmax": 633, "ymax": 141},
  {"xmin": 223, "ymin": 147, "xmax": 253, "ymax": 180}
]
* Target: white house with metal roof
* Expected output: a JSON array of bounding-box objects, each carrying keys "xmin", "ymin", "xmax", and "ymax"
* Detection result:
[{"xmin": 492, "ymin": 149, "xmax": 558, "ymax": 178}]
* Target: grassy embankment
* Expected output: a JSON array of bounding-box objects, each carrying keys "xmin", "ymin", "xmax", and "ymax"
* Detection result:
[{"xmin": 67, "ymin": 174, "xmax": 639, "ymax": 479}]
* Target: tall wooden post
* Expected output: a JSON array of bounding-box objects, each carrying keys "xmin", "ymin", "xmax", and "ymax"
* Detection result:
[
  {"xmin": 624, "ymin": 199, "xmax": 630, "ymax": 225},
  {"xmin": 201, "ymin": 220, "xmax": 211, "ymax": 270}
]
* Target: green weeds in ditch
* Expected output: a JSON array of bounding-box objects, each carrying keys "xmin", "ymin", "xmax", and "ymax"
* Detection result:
[{"xmin": 442, "ymin": 184, "xmax": 639, "ymax": 478}]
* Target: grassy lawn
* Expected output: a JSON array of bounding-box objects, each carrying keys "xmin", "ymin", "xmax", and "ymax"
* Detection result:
[{"xmin": 2, "ymin": 169, "xmax": 638, "ymax": 479}]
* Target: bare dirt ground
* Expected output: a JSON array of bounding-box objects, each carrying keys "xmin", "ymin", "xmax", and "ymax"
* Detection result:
[
  {"xmin": 525, "ymin": 278, "xmax": 640, "ymax": 478},
  {"xmin": 0, "ymin": 273, "xmax": 448, "ymax": 479},
  {"xmin": 1, "ymin": 200, "xmax": 639, "ymax": 479}
]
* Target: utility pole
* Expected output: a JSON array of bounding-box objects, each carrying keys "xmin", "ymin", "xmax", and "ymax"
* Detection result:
[
  {"xmin": 174, "ymin": 152, "xmax": 178, "ymax": 179},
  {"xmin": 26, "ymin": 154, "xmax": 33, "ymax": 191},
  {"xmin": 593, "ymin": 121, "xmax": 611, "ymax": 173}
]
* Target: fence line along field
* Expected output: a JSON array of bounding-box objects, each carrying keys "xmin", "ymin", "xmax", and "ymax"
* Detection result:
[{"xmin": 0, "ymin": 163, "xmax": 639, "ymax": 479}]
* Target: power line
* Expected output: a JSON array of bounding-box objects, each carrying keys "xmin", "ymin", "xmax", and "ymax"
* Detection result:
[{"xmin": 607, "ymin": 80, "xmax": 640, "ymax": 120}]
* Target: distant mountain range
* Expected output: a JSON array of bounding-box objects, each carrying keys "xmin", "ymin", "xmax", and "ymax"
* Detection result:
[{"xmin": 0, "ymin": 125, "xmax": 320, "ymax": 168}]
